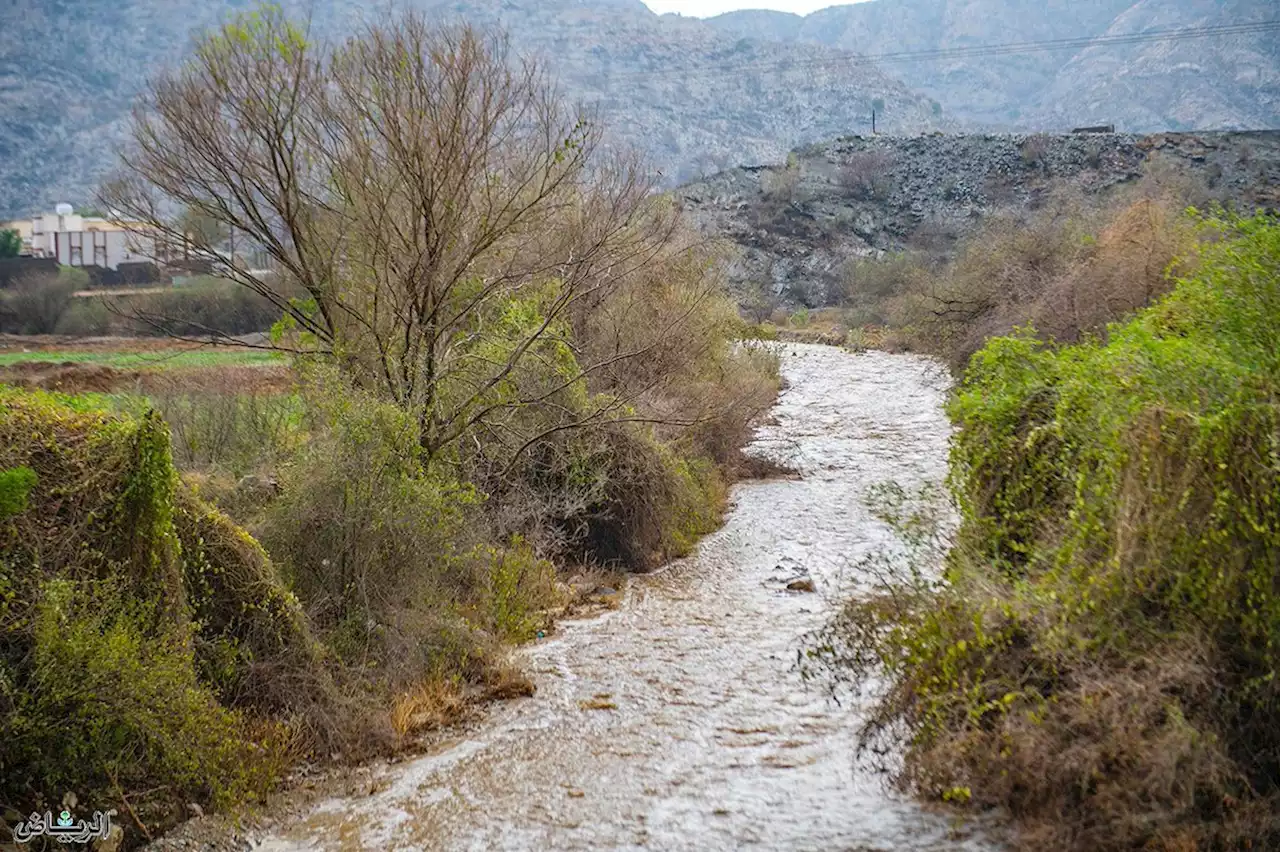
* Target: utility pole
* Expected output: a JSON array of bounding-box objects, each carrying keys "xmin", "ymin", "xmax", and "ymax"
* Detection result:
[{"xmin": 872, "ymin": 109, "xmax": 877, "ymax": 135}]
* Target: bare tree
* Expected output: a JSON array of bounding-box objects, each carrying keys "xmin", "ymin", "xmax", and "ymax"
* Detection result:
[{"xmin": 104, "ymin": 8, "xmax": 723, "ymax": 465}]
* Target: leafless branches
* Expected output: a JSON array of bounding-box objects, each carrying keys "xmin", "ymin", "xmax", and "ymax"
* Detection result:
[{"xmin": 104, "ymin": 8, "xmax": 728, "ymax": 463}]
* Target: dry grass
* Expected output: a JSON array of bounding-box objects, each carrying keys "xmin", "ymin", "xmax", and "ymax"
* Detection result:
[
  {"xmin": 389, "ymin": 678, "xmax": 468, "ymax": 738},
  {"xmin": 891, "ymin": 185, "xmax": 1197, "ymax": 371}
]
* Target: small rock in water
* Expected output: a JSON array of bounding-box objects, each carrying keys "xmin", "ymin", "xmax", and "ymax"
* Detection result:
[{"xmin": 786, "ymin": 578, "xmax": 816, "ymax": 593}]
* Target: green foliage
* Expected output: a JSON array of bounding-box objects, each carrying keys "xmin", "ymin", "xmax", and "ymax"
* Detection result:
[
  {"xmin": 0, "ymin": 229, "xmax": 20, "ymax": 258},
  {"xmin": 0, "ymin": 348, "xmax": 280, "ymax": 369},
  {"xmin": 740, "ymin": 321, "xmax": 779, "ymax": 341},
  {"xmin": 816, "ymin": 213, "xmax": 1280, "ymax": 849},
  {"xmin": 474, "ymin": 536, "xmax": 558, "ymax": 643},
  {"xmin": 53, "ymin": 278, "xmax": 287, "ymax": 338},
  {"xmin": 840, "ymin": 252, "xmax": 927, "ymax": 327},
  {"xmin": 258, "ymin": 372, "xmax": 481, "ymax": 664},
  {"xmin": 0, "ymin": 466, "xmax": 37, "ymax": 520},
  {"xmin": 174, "ymin": 493, "xmax": 331, "ymax": 726},
  {"xmin": 199, "ymin": 3, "xmax": 309, "ymax": 68},
  {"xmin": 0, "ymin": 388, "xmax": 308, "ymax": 836},
  {"xmin": 3, "ymin": 579, "xmax": 278, "ymax": 814},
  {"xmin": 157, "ymin": 390, "xmax": 302, "ymax": 476}
]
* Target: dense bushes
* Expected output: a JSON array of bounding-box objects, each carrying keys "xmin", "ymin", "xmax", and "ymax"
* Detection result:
[
  {"xmin": 0, "ymin": 246, "xmax": 777, "ymax": 844},
  {"xmin": 57, "ymin": 277, "xmax": 284, "ymax": 337},
  {"xmin": 1, "ymin": 272, "xmax": 284, "ymax": 338},
  {"xmin": 811, "ymin": 213, "xmax": 1280, "ymax": 849},
  {"xmin": 0, "ymin": 10, "xmax": 783, "ymax": 844},
  {"xmin": 836, "ymin": 176, "xmax": 1203, "ymax": 369},
  {"xmin": 0, "ymin": 268, "xmax": 87, "ymax": 334},
  {"xmin": 0, "ymin": 389, "xmax": 310, "ymax": 840}
]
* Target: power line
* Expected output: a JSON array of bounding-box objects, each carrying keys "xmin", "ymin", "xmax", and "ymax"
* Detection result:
[{"xmin": 600, "ymin": 20, "xmax": 1280, "ymax": 83}]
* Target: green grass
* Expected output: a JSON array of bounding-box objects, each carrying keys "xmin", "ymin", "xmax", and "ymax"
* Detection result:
[{"xmin": 0, "ymin": 349, "xmax": 283, "ymax": 369}]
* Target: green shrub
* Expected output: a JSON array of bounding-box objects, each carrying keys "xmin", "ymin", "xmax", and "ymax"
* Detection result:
[
  {"xmin": 473, "ymin": 536, "xmax": 559, "ymax": 643},
  {"xmin": 561, "ymin": 424, "xmax": 726, "ymax": 570},
  {"xmin": 840, "ymin": 251, "xmax": 929, "ymax": 327},
  {"xmin": 259, "ymin": 377, "xmax": 478, "ymax": 634},
  {"xmin": 0, "ymin": 466, "xmax": 36, "ymax": 520},
  {"xmin": 154, "ymin": 389, "xmax": 303, "ymax": 477},
  {"xmin": 4, "ymin": 579, "xmax": 281, "ymax": 816},
  {"xmin": 813, "ymin": 213, "xmax": 1280, "ymax": 850},
  {"xmin": 54, "ymin": 295, "xmax": 113, "ymax": 335},
  {"xmin": 0, "ymin": 388, "xmax": 316, "ymax": 837},
  {"xmin": 53, "ymin": 277, "xmax": 286, "ymax": 338},
  {"xmin": 131, "ymin": 277, "xmax": 284, "ymax": 336}
]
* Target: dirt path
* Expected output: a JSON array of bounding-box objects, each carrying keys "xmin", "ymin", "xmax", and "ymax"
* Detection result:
[{"xmin": 244, "ymin": 345, "xmax": 1001, "ymax": 851}]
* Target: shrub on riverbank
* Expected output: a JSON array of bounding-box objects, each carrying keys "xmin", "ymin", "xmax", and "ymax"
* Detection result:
[
  {"xmin": 0, "ymin": 389, "xmax": 310, "ymax": 840},
  {"xmin": 836, "ymin": 175, "xmax": 1203, "ymax": 369},
  {"xmin": 812, "ymin": 212, "xmax": 1280, "ymax": 849},
  {"xmin": 0, "ymin": 198, "xmax": 778, "ymax": 852}
]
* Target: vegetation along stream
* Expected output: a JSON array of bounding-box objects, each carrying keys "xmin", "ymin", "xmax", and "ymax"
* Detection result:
[{"xmin": 253, "ymin": 344, "xmax": 1000, "ymax": 851}]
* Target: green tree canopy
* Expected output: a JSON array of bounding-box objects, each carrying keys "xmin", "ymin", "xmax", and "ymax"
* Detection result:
[{"xmin": 0, "ymin": 229, "xmax": 21, "ymax": 258}]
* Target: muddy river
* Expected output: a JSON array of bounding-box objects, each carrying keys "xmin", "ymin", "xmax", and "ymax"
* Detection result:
[{"xmin": 255, "ymin": 344, "xmax": 1000, "ymax": 851}]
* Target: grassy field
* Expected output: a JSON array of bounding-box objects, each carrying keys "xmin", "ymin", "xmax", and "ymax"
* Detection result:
[{"xmin": 0, "ymin": 349, "xmax": 282, "ymax": 369}]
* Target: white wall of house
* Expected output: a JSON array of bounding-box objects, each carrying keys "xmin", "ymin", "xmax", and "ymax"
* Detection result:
[{"xmin": 22, "ymin": 211, "xmax": 155, "ymax": 270}]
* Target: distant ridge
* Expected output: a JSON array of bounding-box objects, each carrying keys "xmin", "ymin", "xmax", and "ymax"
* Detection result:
[{"xmin": 0, "ymin": 0, "xmax": 1275, "ymax": 218}]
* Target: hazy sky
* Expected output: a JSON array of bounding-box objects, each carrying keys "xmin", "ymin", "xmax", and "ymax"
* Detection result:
[{"xmin": 642, "ymin": 1, "xmax": 853, "ymax": 17}]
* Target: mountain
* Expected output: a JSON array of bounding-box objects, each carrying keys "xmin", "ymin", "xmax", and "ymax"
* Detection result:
[
  {"xmin": 1, "ymin": 0, "xmax": 1274, "ymax": 220},
  {"xmin": 705, "ymin": 0, "xmax": 1280, "ymax": 131},
  {"xmin": 0, "ymin": 0, "xmax": 944, "ymax": 218}
]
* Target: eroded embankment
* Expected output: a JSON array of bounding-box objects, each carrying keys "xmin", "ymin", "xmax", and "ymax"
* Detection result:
[{"xmin": 242, "ymin": 344, "xmax": 999, "ymax": 851}]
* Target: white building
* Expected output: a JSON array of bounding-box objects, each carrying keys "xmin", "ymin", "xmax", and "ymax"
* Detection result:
[{"xmin": 5, "ymin": 204, "xmax": 157, "ymax": 270}]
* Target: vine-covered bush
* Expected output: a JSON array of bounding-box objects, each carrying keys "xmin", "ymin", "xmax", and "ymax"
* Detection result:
[
  {"xmin": 813, "ymin": 213, "xmax": 1280, "ymax": 850},
  {"xmin": 0, "ymin": 389, "xmax": 312, "ymax": 842}
]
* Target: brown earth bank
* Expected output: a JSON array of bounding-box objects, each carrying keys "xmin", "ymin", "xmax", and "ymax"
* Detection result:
[{"xmin": 0, "ymin": 361, "xmax": 294, "ymax": 395}]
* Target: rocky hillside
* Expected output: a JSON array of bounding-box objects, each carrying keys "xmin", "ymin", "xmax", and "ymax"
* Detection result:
[
  {"xmin": 3, "ymin": 0, "xmax": 1273, "ymax": 221},
  {"xmin": 705, "ymin": 0, "xmax": 1280, "ymax": 132},
  {"xmin": 677, "ymin": 130, "xmax": 1280, "ymax": 304},
  {"xmin": 0, "ymin": 0, "xmax": 944, "ymax": 218}
]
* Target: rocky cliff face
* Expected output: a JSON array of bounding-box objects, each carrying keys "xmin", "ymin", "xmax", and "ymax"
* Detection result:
[
  {"xmin": 677, "ymin": 130, "xmax": 1280, "ymax": 304},
  {"xmin": 0, "ymin": 0, "xmax": 942, "ymax": 218},
  {"xmin": 3, "ymin": 0, "xmax": 1273, "ymax": 221},
  {"xmin": 706, "ymin": 0, "xmax": 1280, "ymax": 132}
]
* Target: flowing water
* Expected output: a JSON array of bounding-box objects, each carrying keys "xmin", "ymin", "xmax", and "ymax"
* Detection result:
[{"xmin": 256, "ymin": 344, "xmax": 1001, "ymax": 852}]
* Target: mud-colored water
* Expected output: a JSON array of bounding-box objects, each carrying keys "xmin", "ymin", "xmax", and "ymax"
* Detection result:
[{"xmin": 256, "ymin": 345, "xmax": 1000, "ymax": 852}]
